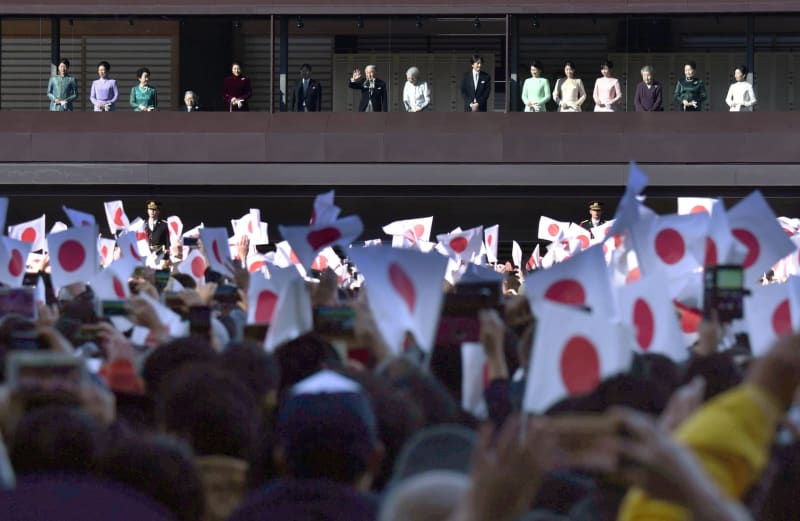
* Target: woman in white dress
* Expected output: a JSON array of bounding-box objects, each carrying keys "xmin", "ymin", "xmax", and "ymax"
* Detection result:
[
  {"xmin": 725, "ymin": 65, "xmax": 756, "ymax": 112},
  {"xmin": 403, "ymin": 67, "xmax": 431, "ymax": 112},
  {"xmin": 553, "ymin": 61, "xmax": 587, "ymax": 112}
]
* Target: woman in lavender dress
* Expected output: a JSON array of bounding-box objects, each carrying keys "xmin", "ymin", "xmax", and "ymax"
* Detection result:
[{"xmin": 90, "ymin": 61, "xmax": 119, "ymax": 112}]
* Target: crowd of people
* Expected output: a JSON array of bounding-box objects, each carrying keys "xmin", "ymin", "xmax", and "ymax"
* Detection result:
[
  {"xmin": 46, "ymin": 55, "xmax": 757, "ymax": 113},
  {"xmin": 0, "ymin": 175, "xmax": 799, "ymax": 521}
]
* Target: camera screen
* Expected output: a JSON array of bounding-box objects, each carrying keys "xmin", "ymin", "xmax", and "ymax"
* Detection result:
[{"xmin": 716, "ymin": 267, "xmax": 743, "ymax": 289}]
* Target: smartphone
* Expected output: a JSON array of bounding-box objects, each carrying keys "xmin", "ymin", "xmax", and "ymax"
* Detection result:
[
  {"xmin": 99, "ymin": 300, "xmax": 127, "ymax": 317},
  {"xmin": 189, "ymin": 305, "xmax": 211, "ymax": 337},
  {"xmin": 243, "ymin": 324, "xmax": 269, "ymax": 343},
  {"xmin": 703, "ymin": 265, "xmax": 747, "ymax": 322},
  {"xmin": 75, "ymin": 324, "xmax": 102, "ymax": 344},
  {"xmin": 6, "ymin": 352, "xmax": 87, "ymax": 407},
  {"xmin": 313, "ymin": 306, "xmax": 356, "ymax": 339},
  {"xmin": 182, "ymin": 237, "xmax": 199, "ymax": 247},
  {"xmin": 547, "ymin": 414, "xmax": 622, "ymax": 472},
  {"xmin": 0, "ymin": 287, "xmax": 37, "ymax": 320},
  {"xmin": 154, "ymin": 269, "xmax": 170, "ymax": 292},
  {"xmin": 22, "ymin": 272, "xmax": 39, "ymax": 287}
]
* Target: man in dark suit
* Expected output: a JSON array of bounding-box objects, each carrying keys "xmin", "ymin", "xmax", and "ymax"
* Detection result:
[
  {"xmin": 291, "ymin": 63, "xmax": 322, "ymax": 112},
  {"xmin": 145, "ymin": 200, "xmax": 169, "ymax": 254},
  {"xmin": 460, "ymin": 54, "xmax": 492, "ymax": 112},
  {"xmin": 580, "ymin": 201, "xmax": 606, "ymax": 238},
  {"xmin": 348, "ymin": 65, "xmax": 388, "ymax": 112}
]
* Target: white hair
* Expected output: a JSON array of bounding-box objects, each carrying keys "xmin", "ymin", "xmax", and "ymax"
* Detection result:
[
  {"xmin": 184, "ymin": 90, "xmax": 197, "ymax": 100},
  {"xmin": 379, "ymin": 471, "xmax": 469, "ymax": 521},
  {"xmin": 406, "ymin": 66, "xmax": 420, "ymax": 78},
  {"xmin": 365, "ymin": 64, "xmax": 377, "ymax": 72},
  {"xmin": 640, "ymin": 65, "xmax": 654, "ymax": 74}
]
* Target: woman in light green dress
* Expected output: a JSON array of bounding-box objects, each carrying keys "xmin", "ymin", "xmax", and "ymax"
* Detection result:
[
  {"xmin": 47, "ymin": 58, "xmax": 78, "ymax": 112},
  {"xmin": 521, "ymin": 60, "xmax": 551, "ymax": 112},
  {"xmin": 130, "ymin": 67, "xmax": 158, "ymax": 112}
]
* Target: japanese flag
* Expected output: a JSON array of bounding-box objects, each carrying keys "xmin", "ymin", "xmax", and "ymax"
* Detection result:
[
  {"xmin": 436, "ymin": 226, "xmax": 483, "ymax": 263},
  {"xmin": 566, "ymin": 224, "xmax": 592, "ymax": 251},
  {"xmin": 526, "ymin": 245, "xmax": 616, "ymax": 317},
  {"xmin": 523, "ymin": 301, "xmax": 634, "ymax": 413},
  {"xmin": 182, "ymin": 222, "xmax": 204, "ymax": 238},
  {"xmin": 512, "ymin": 240, "xmax": 522, "ymax": 269},
  {"xmin": 617, "ymin": 275, "xmax": 688, "ymax": 362},
  {"xmin": 0, "ymin": 237, "xmax": 32, "ymax": 288},
  {"xmin": 310, "ymin": 190, "xmax": 341, "ymax": 226},
  {"xmin": 631, "ymin": 212, "xmax": 709, "ymax": 278},
  {"xmin": 609, "ymin": 162, "xmax": 649, "ymax": 237},
  {"xmin": 483, "ymin": 225, "xmax": 499, "ymax": 263},
  {"xmin": 704, "ymin": 200, "xmax": 747, "ymax": 267},
  {"xmin": 526, "ymin": 244, "xmax": 542, "ymax": 271},
  {"xmin": 177, "ymin": 248, "xmax": 207, "ymax": 284},
  {"xmin": 677, "ymin": 197, "xmax": 717, "ymax": 216},
  {"xmin": 199, "ymin": 227, "xmax": 234, "ymax": 278},
  {"xmin": 47, "ymin": 225, "xmax": 99, "ymax": 288},
  {"xmin": 273, "ymin": 240, "xmax": 306, "ymax": 276},
  {"xmin": 8, "ymin": 215, "xmax": 46, "ymax": 252},
  {"xmin": 264, "ymin": 270, "xmax": 313, "ymax": 352},
  {"xmin": 104, "ymin": 200, "xmax": 130, "ymax": 234},
  {"xmin": 248, "ymin": 267, "xmax": 298, "ymax": 325},
  {"xmin": 778, "ymin": 217, "xmax": 800, "ymax": 237},
  {"xmin": 62, "ymin": 206, "xmax": 96, "ymax": 228},
  {"xmin": 90, "ymin": 259, "xmax": 134, "ymax": 300},
  {"xmin": 727, "ymin": 191, "xmax": 795, "ymax": 284},
  {"xmin": 461, "ymin": 342, "xmax": 489, "ymax": 420},
  {"xmin": 744, "ymin": 278, "xmax": 800, "ymax": 357},
  {"xmin": 246, "ymin": 253, "xmax": 269, "ymax": 274},
  {"xmin": 311, "ymin": 247, "xmax": 342, "ymax": 272},
  {"xmin": 538, "ymin": 216, "xmax": 569, "ymax": 242},
  {"xmin": 383, "ymin": 216, "xmax": 433, "ymax": 247},
  {"xmin": 97, "ymin": 238, "xmax": 116, "ymax": 268},
  {"xmin": 167, "ymin": 216, "xmax": 183, "ymax": 243},
  {"xmin": 279, "ymin": 215, "xmax": 364, "ymax": 270},
  {"xmin": 348, "ymin": 246, "xmax": 448, "ymax": 353},
  {"xmin": 116, "ymin": 232, "xmax": 145, "ymax": 264}
]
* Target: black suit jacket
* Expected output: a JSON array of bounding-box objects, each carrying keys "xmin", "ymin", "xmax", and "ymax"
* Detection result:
[
  {"xmin": 291, "ymin": 78, "xmax": 322, "ymax": 112},
  {"xmin": 348, "ymin": 77, "xmax": 388, "ymax": 112},
  {"xmin": 147, "ymin": 219, "xmax": 169, "ymax": 252},
  {"xmin": 460, "ymin": 70, "xmax": 492, "ymax": 112}
]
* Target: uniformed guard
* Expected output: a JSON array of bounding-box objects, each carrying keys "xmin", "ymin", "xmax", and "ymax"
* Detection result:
[
  {"xmin": 145, "ymin": 200, "xmax": 169, "ymax": 254},
  {"xmin": 580, "ymin": 201, "xmax": 606, "ymax": 238}
]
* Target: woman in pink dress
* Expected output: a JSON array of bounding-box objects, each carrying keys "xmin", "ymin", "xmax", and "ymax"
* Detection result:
[{"xmin": 592, "ymin": 60, "xmax": 623, "ymax": 112}]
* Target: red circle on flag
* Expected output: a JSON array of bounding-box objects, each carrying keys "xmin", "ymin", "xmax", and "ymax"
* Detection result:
[
  {"xmin": 113, "ymin": 207, "xmax": 125, "ymax": 227},
  {"xmin": 449, "ymin": 237, "xmax": 469, "ymax": 253},
  {"xmin": 191, "ymin": 256, "xmax": 206, "ymax": 277},
  {"xmin": 255, "ymin": 290, "xmax": 278, "ymax": 323},
  {"xmin": 772, "ymin": 299, "xmax": 792, "ymax": 336},
  {"xmin": 559, "ymin": 336, "xmax": 601, "ymax": 395},
  {"xmin": 21, "ymin": 227, "xmax": 36, "ymax": 243},
  {"xmin": 289, "ymin": 249, "xmax": 300, "ymax": 265},
  {"xmin": 690, "ymin": 205, "xmax": 708, "ymax": 214},
  {"xmin": 211, "ymin": 240, "xmax": 223, "ymax": 264},
  {"xmin": 577, "ymin": 236, "xmax": 590, "ymax": 250},
  {"xmin": 170, "ymin": 221, "xmax": 179, "ymax": 236},
  {"xmin": 732, "ymin": 228, "xmax": 759, "ymax": 269},
  {"xmin": 312, "ymin": 255, "xmax": 329, "ymax": 271},
  {"xmin": 389, "ymin": 262, "xmax": 416, "ymax": 313},
  {"xmin": 704, "ymin": 237, "xmax": 718, "ymax": 267},
  {"xmin": 625, "ymin": 267, "xmax": 641, "ymax": 284},
  {"xmin": 679, "ymin": 306, "xmax": 701, "ymax": 334},
  {"xmin": 8, "ymin": 249, "xmax": 23, "ymax": 277},
  {"xmin": 113, "ymin": 276, "xmax": 126, "ymax": 298},
  {"xmin": 544, "ymin": 279, "xmax": 586, "ymax": 306},
  {"xmin": 129, "ymin": 244, "xmax": 141, "ymax": 260},
  {"xmin": 547, "ymin": 224, "xmax": 560, "ymax": 237},
  {"xmin": 249, "ymin": 261, "xmax": 266, "ymax": 273},
  {"xmin": 100, "ymin": 245, "xmax": 109, "ymax": 261},
  {"xmin": 58, "ymin": 240, "xmax": 86, "ymax": 273},
  {"xmin": 654, "ymin": 228, "xmax": 685, "ymax": 265},
  {"xmin": 487, "ymin": 235, "xmax": 493, "ymax": 247},
  {"xmin": 413, "ymin": 224, "xmax": 425, "ymax": 239},
  {"xmin": 633, "ymin": 298, "xmax": 655, "ymax": 350},
  {"xmin": 307, "ymin": 227, "xmax": 342, "ymax": 250}
]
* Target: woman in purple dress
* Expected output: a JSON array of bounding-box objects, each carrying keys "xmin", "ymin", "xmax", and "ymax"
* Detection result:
[{"xmin": 90, "ymin": 61, "xmax": 119, "ymax": 112}]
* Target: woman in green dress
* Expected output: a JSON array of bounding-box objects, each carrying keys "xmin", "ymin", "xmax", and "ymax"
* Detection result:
[
  {"xmin": 130, "ymin": 67, "xmax": 158, "ymax": 112},
  {"xmin": 674, "ymin": 60, "xmax": 706, "ymax": 112},
  {"xmin": 521, "ymin": 60, "xmax": 551, "ymax": 112},
  {"xmin": 47, "ymin": 58, "xmax": 78, "ymax": 112}
]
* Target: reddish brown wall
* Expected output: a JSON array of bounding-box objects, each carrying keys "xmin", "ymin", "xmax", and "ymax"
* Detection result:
[{"xmin": 0, "ymin": 112, "xmax": 797, "ymax": 165}]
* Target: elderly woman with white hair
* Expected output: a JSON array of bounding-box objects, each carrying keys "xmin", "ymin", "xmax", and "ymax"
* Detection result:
[{"xmin": 402, "ymin": 66, "xmax": 431, "ymax": 112}]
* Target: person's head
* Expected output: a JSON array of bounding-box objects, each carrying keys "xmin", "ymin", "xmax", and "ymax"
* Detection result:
[
  {"xmin": 10, "ymin": 406, "xmax": 105, "ymax": 476},
  {"xmin": 470, "ymin": 55, "xmax": 483, "ymax": 72},
  {"xmin": 589, "ymin": 200, "xmax": 604, "ymax": 220},
  {"xmin": 379, "ymin": 358, "xmax": 461, "ymax": 426},
  {"xmin": 365, "ymin": 64, "xmax": 377, "ymax": 80},
  {"xmin": 97, "ymin": 61, "xmax": 110, "ymax": 78},
  {"xmin": 141, "ymin": 336, "xmax": 217, "ymax": 396},
  {"xmin": 735, "ymin": 65, "xmax": 748, "ymax": 82},
  {"xmin": 275, "ymin": 370, "xmax": 382, "ymax": 490},
  {"xmin": 640, "ymin": 65, "xmax": 654, "ymax": 85},
  {"xmin": 379, "ymin": 470, "xmax": 469, "ymax": 521},
  {"xmin": 684, "ymin": 61, "xmax": 696, "ymax": 79},
  {"xmin": 219, "ymin": 342, "xmax": 280, "ymax": 409},
  {"xmin": 600, "ymin": 59, "xmax": 613, "ymax": 77},
  {"xmin": 183, "ymin": 91, "xmax": 197, "ymax": 108},
  {"xmin": 564, "ymin": 60, "xmax": 575, "ymax": 78},
  {"xmin": 157, "ymin": 363, "xmax": 259, "ymax": 460},
  {"xmin": 273, "ymin": 333, "xmax": 342, "ymax": 399},
  {"xmin": 136, "ymin": 67, "xmax": 150, "ymax": 85},
  {"xmin": 530, "ymin": 60, "xmax": 543, "ymax": 78},
  {"xmin": 231, "ymin": 61, "xmax": 242, "ymax": 76},
  {"xmin": 299, "ymin": 63, "xmax": 312, "ymax": 80},
  {"xmin": 57, "ymin": 58, "xmax": 70, "ymax": 76},
  {"xmin": 146, "ymin": 200, "xmax": 161, "ymax": 219},
  {"xmin": 98, "ymin": 435, "xmax": 205, "ymax": 521},
  {"xmin": 406, "ymin": 66, "xmax": 420, "ymax": 85}
]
